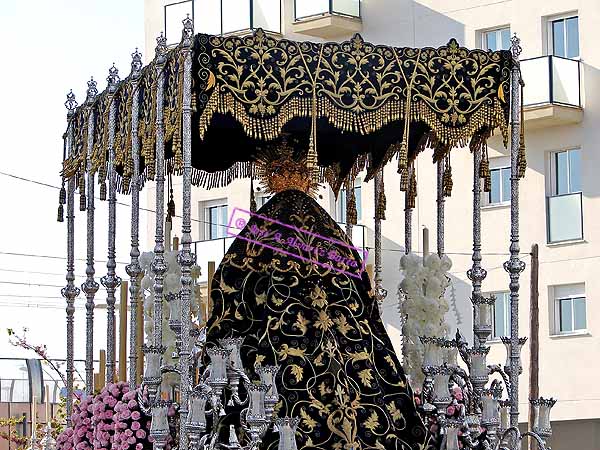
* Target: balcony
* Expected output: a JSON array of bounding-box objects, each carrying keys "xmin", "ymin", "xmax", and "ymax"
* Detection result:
[
  {"xmin": 164, "ymin": 0, "xmax": 281, "ymax": 45},
  {"xmin": 292, "ymin": 0, "xmax": 362, "ymax": 39},
  {"xmin": 546, "ymin": 192, "xmax": 583, "ymax": 244},
  {"xmin": 521, "ymin": 55, "xmax": 583, "ymax": 129},
  {"xmin": 193, "ymin": 223, "xmax": 366, "ymax": 284}
]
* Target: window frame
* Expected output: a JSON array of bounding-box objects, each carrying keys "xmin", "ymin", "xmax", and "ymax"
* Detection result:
[
  {"xmin": 255, "ymin": 192, "xmax": 272, "ymax": 208},
  {"xmin": 336, "ymin": 179, "xmax": 362, "ymax": 223},
  {"xmin": 490, "ymin": 291, "xmax": 511, "ymax": 340},
  {"xmin": 545, "ymin": 148, "xmax": 584, "ymax": 244},
  {"xmin": 553, "ymin": 291, "xmax": 587, "ymax": 335},
  {"xmin": 480, "ymin": 26, "xmax": 511, "ymax": 52},
  {"xmin": 547, "ymin": 13, "xmax": 580, "ymax": 59},
  {"xmin": 484, "ymin": 166, "xmax": 511, "ymax": 206},
  {"xmin": 204, "ymin": 200, "xmax": 229, "ymax": 240}
]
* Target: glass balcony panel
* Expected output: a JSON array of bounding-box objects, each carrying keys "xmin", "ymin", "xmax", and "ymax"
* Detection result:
[
  {"xmin": 295, "ymin": 0, "xmax": 329, "ymax": 19},
  {"xmin": 547, "ymin": 192, "xmax": 583, "ymax": 243},
  {"xmin": 254, "ymin": 0, "xmax": 281, "ymax": 32},
  {"xmin": 521, "ymin": 57, "xmax": 550, "ymax": 106},
  {"xmin": 553, "ymin": 56, "xmax": 580, "ymax": 105},
  {"xmin": 194, "ymin": 0, "xmax": 221, "ymax": 35},
  {"xmin": 333, "ymin": 0, "xmax": 360, "ymax": 16},
  {"xmin": 521, "ymin": 56, "xmax": 580, "ymax": 107},
  {"xmin": 165, "ymin": 0, "xmax": 194, "ymax": 45},
  {"xmin": 222, "ymin": 0, "xmax": 251, "ymax": 33}
]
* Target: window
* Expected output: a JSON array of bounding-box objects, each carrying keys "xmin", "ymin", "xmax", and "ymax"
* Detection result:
[
  {"xmin": 482, "ymin": 27, "xmax": 511, "ymax": 51},
  {"xmin": 337, "ymin": 181, "xmax": 362, "ymax": 223},
  {"xmin": 553, "ymin": 284, "xmax": 586, "ymax": 334},
  {"xmin": 491, "ymin": 292, "xmax": 511, "ymax": 339},
  {"xmin": 256, "ymin": 193, "xmax": 272, "ymax": 208},
  {"xmin": 550, "ymin": 15, "xmax": 579, "ymax": 58},
  {"xmin": 553, "ymin": 148, "xmax": 581, "ymax": 195},
  {"xmin": 206, "ymin": 202, "xmax": 228, "ymax": 239},
  {"xmin": 487, "ymin": 167, "xmax": 511, "ymax": 205},
  {"xmin": 547, "ymin": 148, "xmax": 583, "ymax": 243}
]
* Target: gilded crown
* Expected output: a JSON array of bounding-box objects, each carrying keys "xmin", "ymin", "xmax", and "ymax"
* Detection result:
[{"xmin": 255, "ymin": 137, "xmax": 320, "ymax": 197}]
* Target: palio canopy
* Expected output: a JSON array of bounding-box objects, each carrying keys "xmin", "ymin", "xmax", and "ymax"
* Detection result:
[{"xmin": 61, "ymin": 29, "xmax": 513, "ymax": 194}]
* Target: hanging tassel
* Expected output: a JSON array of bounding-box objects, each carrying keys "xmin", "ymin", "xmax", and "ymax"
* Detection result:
[
  {"xmin": 376, "ymin": 173, "xmax": 386, "ymax": 221},
  {"xmin": 100, "ymin": 181, "xmax": 107, "ymax": 201},
  {"xmin": 58, "ymin": 136, "xmax": 67, "ymax": 222},
  {"xmin": 249, "ymin": 174, "xmax": 257, "ymax": 213},
  {"xmin": 443, "ymin": 156, "xmax": 453, "ymax": 197},
  {"xmin": 98, "ymin": 163, "xmax": 107, "ymax": 201},
  {"xmin": 346, "ymin": 178, "xmax": 357, "ymax": 225},
  {"xmin": 397, "ymin": 141, "xmax": 408, "ymax": 173},
  {"xmin": 479, "ymin": 148, "xmax": 491, "ymax": 193},
  {"xmin": 78, "ymin": 173, "xmax": 86, "ymax": 211},
  {"xmin": 518, "ymin": 83, "xmax": 527, "ymax": 178},
  {"xmin": 400, "ymin": 167, "xmax": 409, "ymax": 192},
  {"xmin": 406, "ymin": 165, "xmax": 417, "ymax": 209},
  {"xmin": 167, "ymin": 173, "xmax": 176, "ymax": 219}
]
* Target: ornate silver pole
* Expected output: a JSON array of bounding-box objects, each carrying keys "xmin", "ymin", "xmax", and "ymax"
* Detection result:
[
  {"xmin": 151, "ymin": 35, "xmax": 168, "ymax": 351},
  {"xmin": 101, "ymin": 64, "xmax": 122, "ymax": 383},
  {"xmin": 178, "ymin": 16, "xmax": 194, "ymax": 450},
  {"xmin": 505, "ymin": 34, "xmax": 526, "ymax": 432},
  {"xmin": 373, "ymin": 169, "xmax": 386, "ymax": 304},
  {"xmin": 404, "ymin": 207, "xmax": 412, "ymax": 254},
  {"xmin": 126, "ymin": 49, "xmax": 144, "ymax": 388},
  {"xmin": 62, "ymin": 90, "xmax": 80, "ymax": 423},
  {"xmin": 82, "ymin": 78, "xmax": 99, "ymax": 395},
  {"xmin": 345, "ymin": 178, "xmax": 353, "ymax": 240},
  {"xmin": 436, "ymin": 159, "xmax": 444, "ymax": 256}
]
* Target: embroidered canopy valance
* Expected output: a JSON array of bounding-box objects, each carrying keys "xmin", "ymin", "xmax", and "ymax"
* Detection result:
[{"xmin": 61, "ymin": 28, "xmax": 514, "ymax": 194}]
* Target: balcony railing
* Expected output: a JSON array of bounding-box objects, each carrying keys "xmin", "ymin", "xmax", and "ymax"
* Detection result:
[
  {"xmin": 521, "ymin": 55, "xmax": 582, "ymax": 108},
  {"xmin": 546, "ymin": 192, "xmax": 583, "ymax": 243},
  {"xmin": 164, "ymin": 0, "xmax": 281, "ymax": 45},
  {"xmin": 193, "ymin": 222, "xmax": 366, "ymax": 283},
  {"xmin": 294, "ymin": 0, "xmax": 361, "ymax": 21}
]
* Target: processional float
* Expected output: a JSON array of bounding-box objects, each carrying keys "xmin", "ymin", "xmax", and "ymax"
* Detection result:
[{"xmin": 54, "ymin": 15, "xmax": 557, "ymax": 450}]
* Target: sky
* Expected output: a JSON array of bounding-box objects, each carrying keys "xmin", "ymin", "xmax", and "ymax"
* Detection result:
[{"xmin": 0, "ymin": 0, "xmax": 149, "ymax": 375}]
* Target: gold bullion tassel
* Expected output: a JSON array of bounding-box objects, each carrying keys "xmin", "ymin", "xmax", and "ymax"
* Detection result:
[
  {"xmin": 479, "ymin": 148, "xmax": 491, "ymax": 193},
  {"xmin": 250, "ymin": 174, "xmax": 257, "ymax": 213},
  {"xmin": 57, "ymin": 179, "xmax": 66, "ymax": 222},
  {"xmin": 400, "ymin": 166, "xmax": 409, "ymax": 192},
  {"xmin": 79, "ymin": 173, "xmax": 86, "ymax": 211},
  {"xmin": 99, "ymin": 163, "xmax": 107, "ymax": 201},
  {"xmin": 376, "ymin": 173, "xmax": 387, "ymax": 221},
  {"xmin": 518, "ymin": 83, "xmax": 527, "ymax": 178},
  {"xmin": 306, "ymin": 43, "xmax": 324, "ymax": 185},
  {"xmin": 443, "ymin": 155, "xmax": 453, "ymax": 197},
  {"xmin": 57, "ymin": 203, "xmax": 64, "ymax": 222},
  {"xmin": 346, "ymin": 178, "xmax": 357, "ymax": 225},
  {"xmin": 397, "ymin": 140, "xmax": 408, "ymax": 174},
  {"xmin": 406, "ymin": 165, "xmax": 417, "ymax": 209}
]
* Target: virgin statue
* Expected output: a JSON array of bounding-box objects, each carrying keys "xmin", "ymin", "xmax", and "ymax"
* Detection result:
[{"xmin": 204, "ymin": 142, "xmax": 428, "ymax": 450}]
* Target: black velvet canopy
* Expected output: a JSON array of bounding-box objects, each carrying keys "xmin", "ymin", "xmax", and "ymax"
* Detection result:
[{"xmin": 61, "ymin": 29, "xmax": 513, "ymax": 195}]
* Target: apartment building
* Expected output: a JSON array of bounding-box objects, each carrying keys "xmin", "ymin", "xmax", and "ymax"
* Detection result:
[{"xmin": 144, "ymin": 1, "xmax": 600, "ymax": 448}]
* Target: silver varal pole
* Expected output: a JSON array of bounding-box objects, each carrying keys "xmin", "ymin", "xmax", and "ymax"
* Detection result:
[
  {"xmin": 102, "ymin": 64, "xmax": 122, "ymax": 383},
  {"xmin": 468, "ymin": 145, "xmax": 487, "ymax": 349},
  {"xmin": 82, "ymin": 77, "xmax": 99, "ymax": 395},
  {"xmin": 152, "ymin": 35, "xmax": 168, "ymax": 351},
  {"xmin": 506, "ymin": 33, "xmax": 526, "ymax": 433},
  {"xmin": 126, "ymin": 48, "xmax": 143, "ymax": 388},
  {"xmin": 179, "ymin": 16, "xmax": 194, "ymax": 450},
  {"xmin": 374, "ymin": 169, "xmax": 386, "ymax": 305},
  {"xmin": 436, "ymin": 159, "xmax": 445, "ymax": 256},
  {"xmin": 63, "ymin": 90, "xmax": 80, "ymax": 422}
]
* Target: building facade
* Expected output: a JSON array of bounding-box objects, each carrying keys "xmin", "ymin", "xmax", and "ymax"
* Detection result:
[{"xmin": 144, "ymin": 1, "xmax": 600, "ymax": 448}]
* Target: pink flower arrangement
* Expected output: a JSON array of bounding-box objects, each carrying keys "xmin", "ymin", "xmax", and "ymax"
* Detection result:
[
  {"xmin": 56, "ymin": 384, "xmax": 179, "ymax": 450},
  {"xmin": 112, "ymin": 389, "xmax": 152, "ymax": 450}
]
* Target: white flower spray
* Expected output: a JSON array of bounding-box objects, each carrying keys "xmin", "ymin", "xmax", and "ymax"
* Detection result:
[
  {"xmin": 398, "ymin": 253, "xmax": 452, "ymax": 386},
  {"xmin": 139, "ymin": 250, "xmax": 202, "ymax": 388}
]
